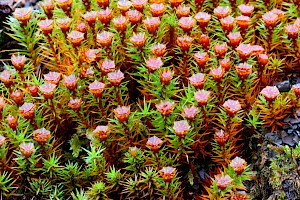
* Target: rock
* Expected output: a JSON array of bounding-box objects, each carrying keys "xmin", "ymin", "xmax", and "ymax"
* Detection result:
[
  {"xmin": 265, "ymin": 132, "xmax": 276, "ymax": 140},
  {"xmin": 297, "ymin": 110, "xmax": 300, "ymax": 117},
  {"xmin": 276, "ymin": 80, "xmax": 291, "ymax": 92},
  {"xmin": 0, "ymin": 4, "xmax": 12, "ymax": 26},
  {"xmin": 282, "ymin": 126, "xmax": 290, "ymax": 130},
  {"xmin": 0, "ymin": 0, "xmax": 12, "ymax": 6},
  {"xmin": 282, "ymin": 180, "xmax": 298, "ymax": 200},
  {"xmin": 291, "ymin": 119, "xmax": 300, "ymax": 125},
  {"xmin": 24, "ymin": 1, "xmax": 31, "ymax": 7},
  {"xmin": 282, "ymin": 180, "xmax": 292, "ymax": 190},
  {"xmin": 233, "ymin": 59, "xmax": 239, "ymax": 65},
  {"xmin": 292, "ymin": 125, "xmax": 298, "ymax": 130},
  {"xmin": 282, "ymin": 132, "xmax": 297, "ymax": 147},
  {"xmin": 290, "ymin": 73, "xmax": 300, "ymax": 85},
  {"xmin": 274, "ymin": 138, "xmax": 283, "ymax": 145},
  {"xmin": 265, "ymin": 132, "xmax": 283, "ymax": 145},
  {"xmin": 198, "ymin": 168, "xmax": 207, "ymax": 180},
  {"xmin": 288, "ymin": 129, "xmax": 293, "ymax": 134},
  {"xmin": 284, "ymin": 117, "xmax": 292, "ymax": 123},
  {"xmin": 33, "ymin": 4, "xmax": 39, "ymax": 10},
  {"xmin": 282, "ymin": 135, "xmax": 295, "ymax": 146},
  {"xmin": 293, "ymin": 135, "xmax": 299, "ymax": 144}
]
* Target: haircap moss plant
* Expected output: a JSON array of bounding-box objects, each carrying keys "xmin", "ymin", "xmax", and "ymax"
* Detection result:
[{"xmin": 0, "ymin": 0, "xmax": 299, "ymax": 199}]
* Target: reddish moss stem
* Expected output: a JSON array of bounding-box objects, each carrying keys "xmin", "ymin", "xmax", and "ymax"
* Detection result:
[
  {"xmin": 292, "ymin": 38, "xmax": 300, "ymax": 73},
  {"xmin": 265, "ymin": 0, "xmax": 270, "ymax": 8},
  {"xmin": 30, "ymin": 118, "xmax": 38, "ymax": 130},
  {"xmin": 116, "ymin": 87, "xmax": 123, "ymax": 106},
  {"xmin": 122, "ymin": 122, "xmax": 132, "ymax": 144},
  {"xmin": 19, "ymin": 72, "xmax": 27, "ymax": 88},
  {"xmin": 76, "ymin": 110, "xmax": 91, "ymax": 129},
  {"xmin": 212, "ymin": 0, "xmax": 217, "ymax": 7},
  {"xmin": 166, "ymin": 182, "xmax": 172, "ymax": 200},
  {"xmin": 154, "ymin": 153, "xmax": 161, "ymax": 169},
  {"xmin": 169, "ymin": 27, "xmax": 175, "ymax": 59},
  {"xmin": 221, "ymin": 146, "xmax": 228, "ymax": 165},
  {"xmin": 47, "ymin": 35, "xmax": 60, "ymax": 66},
  {"xmin": 92, "ymin": 25, "xmax": 96, "ymax": 46},
  {"xmin": 229, "ymin": 0, "xmax": 236, "ymax": 11},
  {"xmin": 201, "ymin": 106, "xmax": 208, "ymax": 132},
  {"xmin": 196, "ymin": 2, "xmax": 204, "ymax": 13},
  {"xmin": 226, "ymin": 117, "xmax": 232, "ymax": 137},
  {"xmin": 267, "ymin": 28, "xmax": 273, "ymax": 52},
  {"xmin": 217, "ymin": 83, "xmax": 223, "ymax": 104},
  {"xmin": 183, "ymin": 52, "xmax": 188, "ymax": 86},
  {"xmin": 98, "ymin": 96, "xmax": 107, "ymax": 119},
  {"xmin": 189, "ymin": 161, "xmax": 199, "ymax": 184},
  {"xmin": 50, "ymin": 98, "xmax": 60, "ymax": 128}
]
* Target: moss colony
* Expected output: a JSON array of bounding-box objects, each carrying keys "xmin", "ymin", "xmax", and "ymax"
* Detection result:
[{"xmin": 0, "ymin": 0, "xmax": 300, "ymax": 199}]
